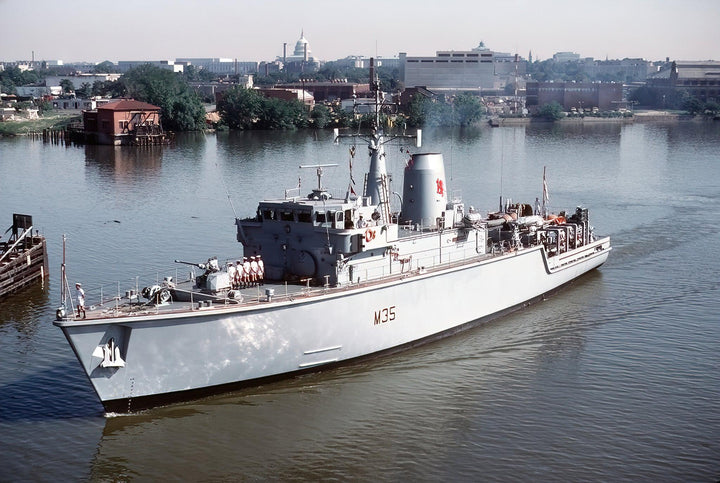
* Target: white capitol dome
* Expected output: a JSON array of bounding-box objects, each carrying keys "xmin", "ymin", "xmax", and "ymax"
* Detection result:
[{"xmin": 293, "ymin": 31, "xmax": 312, "ymax": 58}]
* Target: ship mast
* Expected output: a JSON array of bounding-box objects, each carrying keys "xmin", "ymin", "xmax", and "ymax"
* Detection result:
[
  {"xmin": 363, "ymin": 58, "xmax": 391, "ymax": 223},
  {"xmin": 333, "ymin": 57, "xmax": 421, "ymax": 225}
]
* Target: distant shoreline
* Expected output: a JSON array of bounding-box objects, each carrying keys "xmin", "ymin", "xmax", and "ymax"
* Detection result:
[
  {"xmin": 493, "ymin": 111, "xmax": 711, "ymax": 126},
  {"xmin": 2, "ymin": 109, "xmax": 714, "ymax": 138}
]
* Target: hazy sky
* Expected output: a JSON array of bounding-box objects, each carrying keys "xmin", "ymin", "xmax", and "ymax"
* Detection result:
[{"xmin": 1, "ymin": 0, "xmax": 718, "ymax": 63}]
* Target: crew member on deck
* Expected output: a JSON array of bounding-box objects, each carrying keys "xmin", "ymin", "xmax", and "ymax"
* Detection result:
[
  {"xmin": 227, "ymin": 262, "xmax": 237, "ymax": 289},
  {"xmin": 250, "ymin": 257, "xmax": 259, "ymax": 286},
  {"xmin": 75, "ymin": 282, "xmax": 86, "ymax": 319},
  {"xmin": 234, "ymin": 260, "xmax": 242, "ymax": 289},
  {"xmin": 242, "ymin": 257, "xmax": 251, "ymax": 288},
  {"xmin": 257, "ymin": 255, "xmax": 265, "ymax": 285}
]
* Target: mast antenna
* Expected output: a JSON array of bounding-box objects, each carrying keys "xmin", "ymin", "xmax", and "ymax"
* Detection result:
[{"xmin": 217, "ymin": 163, "xmax": 238, "ymax": 219}]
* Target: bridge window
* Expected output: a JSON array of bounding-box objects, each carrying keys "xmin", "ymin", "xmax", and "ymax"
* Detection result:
[
  {"xmin": 280, "ymin": 211, "xmax": 294, "ymax": 222},
  {"xmin": 297, "ymin": 211, "xmax": 312, "ymax": 223}
]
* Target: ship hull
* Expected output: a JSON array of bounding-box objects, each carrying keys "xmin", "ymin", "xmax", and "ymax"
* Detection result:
[{"xmin": 56, "ymin": 238, "xmax": 610, "ymax": 413}]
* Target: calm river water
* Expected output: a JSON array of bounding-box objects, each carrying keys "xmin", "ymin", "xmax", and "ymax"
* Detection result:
[{"xmin": 1, "ymin": 121, "xmax": 719, "ymax": 481}]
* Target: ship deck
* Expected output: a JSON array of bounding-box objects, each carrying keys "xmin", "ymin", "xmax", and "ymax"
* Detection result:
[
  {"xmin": 59, "ymin": 235, "xmax": 611, "ymax": 325},
  {"xmin": 72, "ymin": 280, "xmax": 321, "ymax": 322},
  {"xmin": 62, "ymin": 250, "xmax": 495, "ymax": 323}
]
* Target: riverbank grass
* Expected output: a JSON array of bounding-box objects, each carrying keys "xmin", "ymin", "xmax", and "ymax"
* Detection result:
[{"xmin": 0, "ymin": 112, "xmax": 81, "ymax": 136}]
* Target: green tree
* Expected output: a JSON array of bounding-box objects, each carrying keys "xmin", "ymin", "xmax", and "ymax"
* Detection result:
[
  {"xmin": 216, "ymin": 86, "xmax": 263, "ymax": 129},
  {"xmin": 59, "ymin": 79, "xmax": 74, "ymax": 95},
  {"xmin": 332, "ymin": 107, "xmax": 354, "ymax": 128},
  {"xmin": 0, "ymin": 66, "xmax": 42, "ymax": 93},
  {"xmin": 257, "ymin": 97, "xmax": 307, "ymax": 130},
  {"xmin": 425, "ymin": 100, "xmax": 454, "ymax": 126},
  {"xmin": 166, "ymin": 91, "xmax": 208, "ymax": 131},
  {"xmin": 537, "ymin": 102, "xmax": 565, "ymax": 120},
  {"xmin": 406, "ymin": 94, "xmax": 428, "ymax": 127},
  {"xmin": 182, "ymin": 65, "xmax": 217, "ymax": 83},
  {"xmin": 405, "ymin": 94, "xmax": 478, "ymax": 127},
  {"xmin": 217, "ymin": 86, "xmax": 310, "ymax": 130},
  {"xmin": 629, "ymin": 86, "xmax": 659, "ymax": 107},
  {"xmin": 254, "ymin": 71, "xmax": 290, "ymax": 87},
  {"xmin": 76, "ymin": 82, "xmax": 92, "ymax": 99},
  {"xmin": 38, "ymin": 100, "xmax": 53, "ymax": 113},
  {"xmin": 310, "ymin": 104, "xmax": 331, "ymax": 128},
  {"xmin": 683, "ymin": 97, "xmax": 704, "ymax": 115},
  {"xmin": 377, "ymin": 66, "xmax": 401, "ymax": 91},
  {"xmin": 453, "ymin": 93, "xmax": 485, "ymax": 126},
  {"xmin": 704, "ymin": 101, "xmax": 720, "ymax": 117},
  {"xmin": 121, "ymin": 64, "xmax": 205, "ymax": 131}
]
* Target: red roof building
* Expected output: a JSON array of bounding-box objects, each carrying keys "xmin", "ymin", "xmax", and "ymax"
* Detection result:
[{"xmin": 82, "ymin": 99, "xmax": 166, "ymax": 145}]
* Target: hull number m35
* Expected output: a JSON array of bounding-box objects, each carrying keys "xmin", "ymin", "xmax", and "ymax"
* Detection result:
[{"xmin": 374, "ymin": 306, "xmax": 396, "ymax": 325}]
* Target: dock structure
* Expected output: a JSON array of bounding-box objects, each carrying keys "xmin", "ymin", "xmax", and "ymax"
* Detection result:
[{"xmin": 0, "ymin": 214, "xmax": 48, "ymax": 299}]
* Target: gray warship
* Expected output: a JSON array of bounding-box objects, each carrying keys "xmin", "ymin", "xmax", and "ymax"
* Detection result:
[{"xmin": 54, "ymin": 65, "xmax": 611, "ymax": 413}]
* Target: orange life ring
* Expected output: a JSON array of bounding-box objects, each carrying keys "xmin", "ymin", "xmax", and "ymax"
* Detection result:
[{"xmin": 364, "ymin": 228, "xmax": 376, "ymax": 243}]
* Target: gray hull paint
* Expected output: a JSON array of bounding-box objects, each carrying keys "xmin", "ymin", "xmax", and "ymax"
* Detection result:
[{"xmin": 56, "ymin": 239, "xmax": 610, "ymax": 412}]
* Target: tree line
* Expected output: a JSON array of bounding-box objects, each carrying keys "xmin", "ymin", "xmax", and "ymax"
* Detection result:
[{"xmin": 3, "ymin": 61, "xmax": 718, "ymax": 130}]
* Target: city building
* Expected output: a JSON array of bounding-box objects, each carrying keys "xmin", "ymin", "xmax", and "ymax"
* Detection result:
[
  {"xmin": 117, "ymin": 60, "xmax": 183, "ymax": 73},
  {"xmin": 190, "ymin": 76, "xmax": 254, "ymax": 100},
  {"xmin": 51, "ymin": 98, "xmax": 96, "ymax": 110},
  {"xmin": 280, "ymin": 31, "xmax": 321, "ymax": 74},
  {"xmin": 526, "ymin": 81, "xmax": 623, "ymax": 112},
  {"xmin": 333, "ymin": 56, "xmax": 401, "ymax": 69},
  {"xmin": 400, "ymin": 42, "xmax": 526, "ymax": 94},
  {"xmin": 258, "ymin": 61, "xmax": 283, "ymax": 76},
  {"xmin": 256, "ymin": 88, "xmax": 314, "ymax": 109},
  {"xmin": 15, "ymin": 85, "xmax": 62, "ymax": 98},
  {"xmin": 277, "ymin": 80, "xmax": 369, "ymax": 102},
  {"xmin": 576, "ymin": 58, "xmax": 652, "ymax": 82},
  {"xmin": 647, "ymin": 61, "xmax": 720, "ymax": 103},
  {"xmin": 175, "ymin": 58, "xmax": 258, "ymax": 75},
  {"xmin": 45, "ymin": 73, "xmax": 121, "ymax": 90},
  {"xmin": 553, "ymin": 52, "xmax": 581, "ymax": 63}
]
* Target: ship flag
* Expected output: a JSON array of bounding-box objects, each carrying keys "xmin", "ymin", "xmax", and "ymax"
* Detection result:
[
  {"xmin": 349, "ymin": 146, "xmax": 356, "ymax": 195},
  {"xmin": 542, "ymin": 166, "xmax": 550, "ymax": 217}
]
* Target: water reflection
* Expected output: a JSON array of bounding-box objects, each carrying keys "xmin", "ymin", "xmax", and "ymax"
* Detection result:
[
  {"xmin": 2, "ymin": 123, "xmax": 720, "ymax": 480},
  {"xmin": 525, "ymin": 120, "xmax": 624, "ymax": 142},
  {"xmin": 0, "ymin": 283, "xmax": 50, "ymax": 337},
  {"xmin": 82, "ymin": 144, "xmax": 164, "ymax": 181}
]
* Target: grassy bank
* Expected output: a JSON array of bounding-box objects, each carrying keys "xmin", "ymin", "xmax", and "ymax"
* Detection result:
[{"xmin": 0, "ymin": 112, "xmax": 81, "ymax": 136}]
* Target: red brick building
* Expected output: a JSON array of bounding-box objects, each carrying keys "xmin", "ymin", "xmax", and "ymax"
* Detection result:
[{"xmin": 82, "ymin": 99, "xmax": 165, "ymax": 145}]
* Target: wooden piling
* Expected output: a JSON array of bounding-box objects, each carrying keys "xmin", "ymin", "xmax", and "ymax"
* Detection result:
[{"xmin": 0, "ymin": 234, "xmax": 48, "ymax": 299}]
